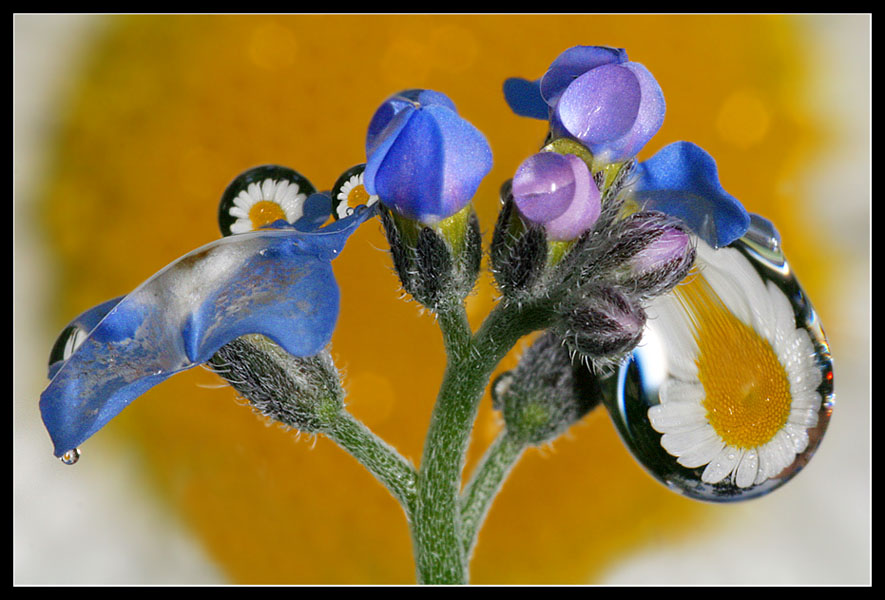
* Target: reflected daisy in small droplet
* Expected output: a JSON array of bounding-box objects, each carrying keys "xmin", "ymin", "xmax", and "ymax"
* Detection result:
[
  {"xmin": 227, "ymin": 177, "xmax": 307, "ymax": 234},
  {"xmin": 647, "ymin": 239, "xmax": 823, "ymax": 489},
  {"xmin": 332, "ymin": 164, "xmax": 379, "ymax": 220}
]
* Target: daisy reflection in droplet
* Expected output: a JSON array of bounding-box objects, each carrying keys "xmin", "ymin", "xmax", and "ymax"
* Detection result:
[
  {"xmin": 333, "ymin": 164, "xmax": 379, "ymax": 220},
  {"xmin": 228, "ymin": 177, "xmax": 307, "ymax": 233},
  {"xmin": 648, "ymin": 240, "xmax": 823, "ymax": 489}
]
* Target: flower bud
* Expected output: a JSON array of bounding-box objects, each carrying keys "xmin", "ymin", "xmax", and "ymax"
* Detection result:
[
  {"xmin": 364, "ymin": 89, "xmax": 492, "ymax": 227},
  {"xmin": 604, "ymin": 211, "xmax": 697, "ymax": 300},
  {"xmin": 503, "ymin": 46, "xmax": 665, "ymax": 166},
  {"xmin": 511, "ymin": 152, "xmax": 601, "ymax": 242},
  {"xmin": 552, "ymin": 60, "xmax": 665, "ymax": 165},
  {"xmin": 553, "ymin": 287, "xmax": 647, "ymax": 371},
  {"xmin": 493, "ymin": 331, "xmax": 601, "ymax": 446},
  {"xmin": 489, "ymin": 180, "xmax": 548, "ymax": 302},
  {"xmin": 208, "ymin": 335, "xmax": 343, "ymax": 434}
]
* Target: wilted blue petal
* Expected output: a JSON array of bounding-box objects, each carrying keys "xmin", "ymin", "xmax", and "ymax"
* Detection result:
[
  {"xmin": 47, "ymin": 296, "xmax": 124, "ymax": 380},
  {"xmin": 364, "ymin": 93, "xmax": 492, "ymax": 226},
  {"xmin": 629, "ymin": 141, "xmax": 750, "ymax": 248},
  {"xmin": 503, "ymin": 77, "xmax": 548, "ymax": 120},
  {"xmin": 40, "ymin": 205, "xmax": 377, "ymax": 457}
]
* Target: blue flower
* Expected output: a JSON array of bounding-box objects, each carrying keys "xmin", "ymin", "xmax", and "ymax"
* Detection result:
[
  {"xmin": 364, "ymin": 89, "xmax": 493, "ymax": 226},
  {"xmin": 626, "ymin": 141, "xmax": 750, "ymax": 248},
  {"xmin": 40, "ymin": 165, "xmax": 378, "ymax": 458},
  {"xmin": 504, "ymin": 45, "xmax": 664, "ymax": 165}
]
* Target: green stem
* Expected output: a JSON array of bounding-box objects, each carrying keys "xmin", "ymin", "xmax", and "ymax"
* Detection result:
[
  {"xmin": 459, "ymin": 431, "xmax": 526, "ymax": 559},
  {"xmin": 325, "ymin": 411, "xmax": 418, "ymax": 513},
  {"xmin": 411, "ymin": 300, "xmax": 554, "ymax": 584}
]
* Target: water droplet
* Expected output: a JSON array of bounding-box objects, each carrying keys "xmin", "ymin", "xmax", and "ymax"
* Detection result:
[
  {"xmin": 60, "ymin": 448, "xmax": 81, "ymax": 465},
  {"xmin": 601, "ymin": 222, "xmax": 834, "ymax": 502}
]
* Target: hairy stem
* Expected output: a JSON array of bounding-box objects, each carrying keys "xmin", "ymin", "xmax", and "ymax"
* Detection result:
[
  {"xmin": 459, "ymin": 431, "xmax": 526, "ymax": 559},
  {"xmin": 411, "ymin": 300, "xmax": 554, "ymax": 584},
  {"xmin": 325, "ymin": 411, "xmax": 418, "ymax": 512}
]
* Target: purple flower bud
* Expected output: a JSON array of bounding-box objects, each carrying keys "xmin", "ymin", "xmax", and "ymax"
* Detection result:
[
  {"xmin": 553, "ymin": 61, "xmax": 665, "ymax": 164},
  {"xmin": 511, "ymin": 152, "xmax": 601, "ymax": 241},
  {"xmin": 503, "ymin": 46, "xmax": 665, "ymax": 164},
  {"xmin": 556, "ymin": 287, "xmax": 647, "ymax": 368},
  {"xmin": 631, "ymin": 226, "xmax": 692, "ymax": 275}
]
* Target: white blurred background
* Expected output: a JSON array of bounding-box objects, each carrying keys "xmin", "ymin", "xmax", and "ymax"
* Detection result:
[{"xmin": 14, "ymin": 14, "xmax": 870, "ymax": 585}]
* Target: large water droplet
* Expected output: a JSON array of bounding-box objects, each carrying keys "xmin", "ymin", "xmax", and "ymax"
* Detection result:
[
  {"xmin": 602, "ymin": 217, "xmax": 834, "ymax": 502},
  {"xmin": 60, "ymin": 448, "xmax": 81, "ymax": 465}
]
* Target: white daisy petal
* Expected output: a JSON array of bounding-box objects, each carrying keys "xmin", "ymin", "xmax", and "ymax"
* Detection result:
[
  {"xmin": 783, "ymin": 423, "xmax": 810, "ymax": 454},
  {"xmin": 647, "ymin": 297, "xmax": 699, "ymax": 381},
  {"xmin": 789, "ymin": 405, "xmax": 819, "ymax": 429},
  {"xmin": 674, "ymin": 431, "xmax": 725, "ymax": 469},
  {"xmin": 702, "ymin": 446, "xmax": 742, "ymax": 484},
  {"xmin": 228, "ymin": 206, "xmax": 249, "ymax": 219},
  {"xmin": 273, "ymin": 179, "xmax": 290, "ymax": 203},
  {"xmin": 660, "ymin": 425, "xmax": 717, "ymax": 461},
  {"xmin": 230, "ymin": 220, "xmax": 252, "ymax": 234},
  {"xmin": 233, "ymin": 191, "xmax": 254, "ymax": 209},
  {"xmin": 649, "ymin": 401, "xmax": 707, "ymax": 433},
  {"xmin": 261, "ymin": 178, "xmax": 276, "ymax": 200},
  {"xmin": 734, "ymin": 448, "xmax": 759, "ymax": 488},
  {"xmin": 658, "ymin": 379, "xmax": 705, "ymax": 405},
  {"xmin": 247, "ymin": 182, "xmax": 262, "ymax": 202}
]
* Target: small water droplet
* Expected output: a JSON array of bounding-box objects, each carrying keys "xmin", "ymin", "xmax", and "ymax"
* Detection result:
[
  {"xmin": 60, "ymin": 448, "xmax": 81, "ymax": 465},
  {"xmin": 601, "ymin": 227, "xmax": 834, "ymax": 502}
]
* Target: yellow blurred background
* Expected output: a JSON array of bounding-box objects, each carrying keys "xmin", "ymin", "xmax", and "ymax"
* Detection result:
[{"xmin": 14, "ymin": 14, "xmax": 870, "ymax": 585}]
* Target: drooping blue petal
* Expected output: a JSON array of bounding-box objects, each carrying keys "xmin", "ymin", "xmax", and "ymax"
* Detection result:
[
  {"xmin": 629, "ymin": 141, "xmax": 750, "ymax": 248},
  {"xmin": 502, "ymin": 77, "xmax": 548, "ymax": 120},
  {"xmin": 47, "ymin": 296, "xmax": 124, "ymax": 380},
  {"xmin": 40, "ymin": 205, "xmax": 377, "ymax": 458}
]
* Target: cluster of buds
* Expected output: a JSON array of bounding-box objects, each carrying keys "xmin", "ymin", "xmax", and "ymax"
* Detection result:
[{"xmin": 491, "ymin": 148, "xmax": 695, "ymax": 371}]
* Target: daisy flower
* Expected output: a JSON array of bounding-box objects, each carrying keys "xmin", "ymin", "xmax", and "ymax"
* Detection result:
[
  {"xmin": 333, "ymin": 165, "xmax": 378, "ymax": 220},
  {"xmin": 646, "ymin": 239, "xmax": 824, "ymax": 489},
  {"xmin": 227, "ymin": 177, "xmax": 307, "ymax": 234}
]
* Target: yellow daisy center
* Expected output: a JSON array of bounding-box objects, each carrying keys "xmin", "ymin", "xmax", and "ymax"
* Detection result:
[
  {"xmin": 249, "ymin": 200, "xmax": 287, "ymax": 229},
  {"xmin": 347, "ymin": 183, "xmax": 371, "ymax": 207},
  {"xmin": 677, "ymin": 277, "xmax": 792, "ymax": 449}
]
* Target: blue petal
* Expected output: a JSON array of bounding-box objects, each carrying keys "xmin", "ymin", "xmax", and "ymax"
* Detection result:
[
  {"xmin": 47, "ymin": 296, "xmax": 124, "ymax": 379},
  {"xmin": 39, "ymin": 205, "xmax": 377, "ymax": 457},
  {"xmin": 294, "ymin": 192, "xmax": 334, "ymax": 232},
  {"xmin": 630, "ymin": 141, "xmax": 750, "ymax": 248},
  {"xmin": 366, "ymin": 104, "xmax": 492, "ymax": 224},
  {"xmin": 365, "ymin": 89, "xmax": 457, "ymax": 157},
  {"xmin": 503, "ymin": 77, "xmax": 548, "ymax": 120}
]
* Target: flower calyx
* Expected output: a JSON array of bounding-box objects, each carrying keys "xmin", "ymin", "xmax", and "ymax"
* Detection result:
[
  {"xmin": 208, "ymin": 335, "xmax": 344, "ymax": 434},
  {"xmin": 380, "ymin": 203, "xmax": 482, "ymax": 314},
  {"xmin": 493, "ymin": 331, "xmax": 602, "ymax": 446}
]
